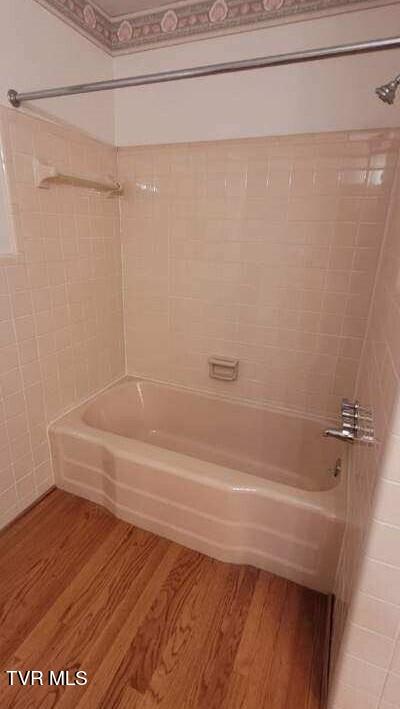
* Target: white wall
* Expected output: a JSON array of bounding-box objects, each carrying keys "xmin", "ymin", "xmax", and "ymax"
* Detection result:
[
  {"xmin": 0, "ymin": 0, "xmax": 114, "ymax": 143},
  {"xmin": 2, "ymin": 2, "xmax": 399, "ymax": 147},
  {"xmin": 114, "ymin": 5, "xmax": 400, "ymax": 146}
]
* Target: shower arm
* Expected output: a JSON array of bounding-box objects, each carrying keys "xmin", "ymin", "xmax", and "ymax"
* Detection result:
[{"xmin": 7, "ymin": 34, "xmax": 400, "ymax": 108}]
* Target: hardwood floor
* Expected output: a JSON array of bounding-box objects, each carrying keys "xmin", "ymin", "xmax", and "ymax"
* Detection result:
[{"xmin": 0, "ymin": 489, "xmax": 328, "ymax": 708}]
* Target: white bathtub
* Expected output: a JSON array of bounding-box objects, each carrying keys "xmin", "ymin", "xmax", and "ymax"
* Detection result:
[{"xmin": 49, "ymin": 377, "xmax": 346, "ymax": 593}]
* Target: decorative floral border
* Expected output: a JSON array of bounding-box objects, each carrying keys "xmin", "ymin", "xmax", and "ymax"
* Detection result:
[{"xmin": 34, "ymin": 0, "xmax": 396, "ymax": 54}]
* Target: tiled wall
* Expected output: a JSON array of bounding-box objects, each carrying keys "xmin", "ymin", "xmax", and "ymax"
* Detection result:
[
  {"xmin": 119, "ymin": 130, "xmax": 398, "ymax": 419},
  {"xmin": 330, "ymin": 161, "xmax": 400, "ymax": 708},
  {"xmin": 0, "ymin": 106, "xmax": 124, "ymax": 529}
]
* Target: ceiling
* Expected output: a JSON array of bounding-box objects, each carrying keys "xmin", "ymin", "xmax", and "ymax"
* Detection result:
[{"xmin": 33, "ymin": 0, "xmax": 397, "ymax": 55}]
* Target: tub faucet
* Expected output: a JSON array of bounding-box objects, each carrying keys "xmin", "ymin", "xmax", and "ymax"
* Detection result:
[
  {"xmin": 324, "ymin": 427, "xmax": 355, "ymax": 443},
  {"xmin": 324, "ymin": 398, "xmax": 374, "ymax": 444}
]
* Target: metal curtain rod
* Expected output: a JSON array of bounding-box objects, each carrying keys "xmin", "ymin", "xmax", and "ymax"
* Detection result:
[{"xmin": 8, "ymin": 34, "xmax": 400, "ymax": 108}]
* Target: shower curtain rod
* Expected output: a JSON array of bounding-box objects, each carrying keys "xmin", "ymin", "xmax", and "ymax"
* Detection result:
[{"xmin": 7, "ymin": 34, "xmax": 400, "ymax": 108}]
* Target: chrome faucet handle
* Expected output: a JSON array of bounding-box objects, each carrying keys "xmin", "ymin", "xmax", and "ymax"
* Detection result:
[
  {"xmin": 342, "ymin": 420, "xmax": 356, "ymax": 430},
  {"xmin": 342, "ymin": 411, "xmax": 356, "ymax": 421},
  {"xmin": 342, "ymin": 405, "xmax": 356, "ymax": 417},
  {"xmin": 342, "ymin": 414, "xmax": 355, "ymax": 425}
]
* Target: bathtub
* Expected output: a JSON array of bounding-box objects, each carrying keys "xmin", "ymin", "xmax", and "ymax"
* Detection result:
[{"xmin": 49, "ymin": 377, "xmax": 346, "ymax": 593}]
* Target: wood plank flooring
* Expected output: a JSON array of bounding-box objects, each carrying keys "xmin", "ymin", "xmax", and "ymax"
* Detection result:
[{"xmin": 0, "ymin": 489, "xmax": 328, "ymax": 708}]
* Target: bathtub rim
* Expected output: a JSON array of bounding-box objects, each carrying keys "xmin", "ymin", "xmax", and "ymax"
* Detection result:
[
  {"xmin": 49, "ymin": 376, "xmax": 347, "ymax": 522},
  {"xmin": 85, "ymin": 374, "xmax": 339, "ymax": 427}
]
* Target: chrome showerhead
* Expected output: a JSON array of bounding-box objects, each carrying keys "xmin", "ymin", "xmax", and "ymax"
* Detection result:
[{"xmin": 376, "ymin": 75, "xmax": 400, "ymax": 105}]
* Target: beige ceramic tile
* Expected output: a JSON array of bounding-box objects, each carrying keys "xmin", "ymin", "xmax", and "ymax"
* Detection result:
[
  {"xmin": 330, "ymin": 164, "xmax": 400, "ymax": 708},
  {"xmin": 0, "ymin": 105, "xmax": 124, "ymax": 528},
  {"xmin": 120, "ymin": 129, "xmax": 398, "ymax": 419}
]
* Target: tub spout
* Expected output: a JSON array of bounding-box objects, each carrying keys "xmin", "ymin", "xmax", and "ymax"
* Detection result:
[{"xmin": 324, "ymin": 428, "xmax": 354, "ymax": 443}]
